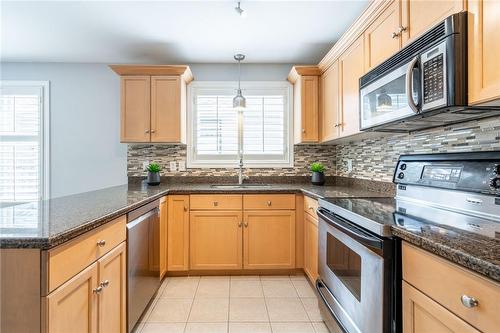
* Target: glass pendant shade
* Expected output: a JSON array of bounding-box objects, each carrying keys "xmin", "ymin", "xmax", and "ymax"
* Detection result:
[{"xmin": 233, "ymin": 88, "xmax": 246, "ymax": 111}]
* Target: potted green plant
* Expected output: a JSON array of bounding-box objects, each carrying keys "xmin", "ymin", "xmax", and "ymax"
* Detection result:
[
  {"xmin": 146, "ymin": 163, "xmax": 161, "ymax": 186},
  {"xmin": 310, "ymin": 162, "xmax": 326, "ymax": 186}
]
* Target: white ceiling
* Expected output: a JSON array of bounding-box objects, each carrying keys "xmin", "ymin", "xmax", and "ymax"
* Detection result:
[{"xmin": 1, "ymin": 0, "xmax": 368, "ymax": 64}]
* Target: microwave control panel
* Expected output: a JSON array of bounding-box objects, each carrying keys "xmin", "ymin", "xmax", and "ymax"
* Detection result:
[{"xmin": 423, "ymin": 53, "xmax": 444, "ymax": 104}]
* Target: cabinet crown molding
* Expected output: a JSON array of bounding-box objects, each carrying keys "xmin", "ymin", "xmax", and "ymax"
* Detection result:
[
  {"xmin": 287, "ymin": 66, "xmax": 321, "ymax": 83},
  {"xmin": 109, "ymin": 65, "xmax": 193, "ymax": 83}
]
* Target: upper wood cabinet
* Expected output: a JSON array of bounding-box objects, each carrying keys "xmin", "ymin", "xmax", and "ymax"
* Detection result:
[
  {"xmin": 401, "ymin": 0, "xmax": 465, "ymax": 45},
  {"xmin": 339, "ymin": 36, "xmax": 364, "ymax": 138},
  {"xmin": 320, "ymin": 60, "xmax": 340, "ymax": 142},
  {"xmin": 288, "ymin": 66, "xmax": 320, "ymax": 144},
  {"xmin": 190, "ymin": 211, "xmax": 243, "ymax": 270},
  {"xmin": 468, "ymin": 0, "xmax": 500, "ymax": 105},
  {"xmin": 167, "ymin": 195, "xmax": 190, "ymax": 271},
  {"xmin": 110, "ymin": 65, "xmax": 193, "ymax": 143},
  {"xmin": 364, "ymin": 0, "xmax": 402, "ymax": 70}
]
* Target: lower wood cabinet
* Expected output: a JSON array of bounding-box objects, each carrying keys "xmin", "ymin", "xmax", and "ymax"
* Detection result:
[
  {"xmin": 167, "ymin": 195, "xmax": 190, "ymax": 271},
  {"xmin": 44, "ymin": 242, "xmax": 126, "ymax": 333},
  {"xmin": 403, "ymin": 281, "xmax": 480, "ymax": 333},
  {"xmin": 303, "ymin": 213, "xmax": 318, "ymax": 283},
  {"xmin": 243, "ymin": 210, "xmax": 296, "ymax": 269},
  {"xmin": 190, "ymin": 211, "xmax": 243, "ymax": 270},
  {"xmin": 159, "ymin": 196, "xmax": 168, "ymax": 278}
]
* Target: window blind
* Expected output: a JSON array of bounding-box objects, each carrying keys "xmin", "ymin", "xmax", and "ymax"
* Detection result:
[{"xmin": 0, "ymin": 85, "xmax": 44, "ymax": 202}]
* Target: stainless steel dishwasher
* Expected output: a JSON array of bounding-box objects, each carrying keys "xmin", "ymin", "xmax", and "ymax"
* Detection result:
[{"xmin": 127, "ymin": 200, "xmax": 161, "ymax": 332}]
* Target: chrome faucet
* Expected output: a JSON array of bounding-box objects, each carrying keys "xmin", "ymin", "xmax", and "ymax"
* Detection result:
[{"xmin": 238, "ymin": 156, "xmax": 248, "ymax": 185}]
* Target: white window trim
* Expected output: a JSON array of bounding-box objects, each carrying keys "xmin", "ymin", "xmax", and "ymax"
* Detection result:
[
  {"xmin": 187, "ymin": 81, "xmax": 293, "ymax": 169},
  {"xmin": 0, "ymin": 80, "xmax": 50, "ymax": 200}
]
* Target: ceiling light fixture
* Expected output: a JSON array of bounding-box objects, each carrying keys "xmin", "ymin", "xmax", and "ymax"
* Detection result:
[
  {"xmin": 234, "ymin": 1, "xmax": 247, "ymax": 18},
  {"xmin": 233, "ymin": 54, "xmax": 246, "ymax": 111}
]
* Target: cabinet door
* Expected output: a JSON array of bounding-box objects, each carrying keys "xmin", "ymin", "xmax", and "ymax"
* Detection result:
[
  {"xmin": 120, "ymin": 76, "xmax": 150, "ymax": 143},
  {"xmin": 300, "ymin": 76, "xmax": 319, "ymax": 143},
  {"xmin": 320, "ymin": 61, "xmax": 340, "ymax": 142},
  {"xmin": 190, "ymin": 211, "xmax": 243, "ymax": 270},
  {"xmin": 45, "ymin": 263, "xmax": 98, "ymax": 333},
  {"xmin": 364, "ymin": 0, "xmax": 401, "ymax": 70},
  {"xmin": 159, "ymin": 197, "xmax": 168, "ymax": 278},
  {"xmin": 151, "ymin": 76, "xmax": 182, "ymax": 143},
  {"xmin": 403, "ymin": 281, "xmax": 480, "ymax": 333},
  {"xmin": 97, "ymin": 243, "xmax": 126, "ymax": 333},
  {"xmin": 167, "ymin": 195, "xmax": 190, "ymax": 271},
  {"xmin": 303, "ymin": 213, "xmax": 318, "ymax": 283},
  {"xmin": 468, "ymin": 0, "xmax": 500, "ymax": 104},
  {"xmin": 339, "ymin": 36, "xmax": 364, "ymax": 138},
  {"xmin": 243, "ymin": 210, "xmax": 296, "ymax": 269},
  {"xmin": 401, "ymin": 0, "xmax": 464, "ymax": 45}
]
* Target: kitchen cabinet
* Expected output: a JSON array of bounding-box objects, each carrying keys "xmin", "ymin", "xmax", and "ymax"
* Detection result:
[
  {"xmin": 320, "ymin": 60, "xmax": 340, "ymax": 142},
  {"xmin": 402, "ymin": 242, "xmax": 500, "ymax": 332},
  {"xmin": 288, "ymin": 66, "xmax": 320, "ymax": 143},
  {"xmin": 243, "ymin": 210, "xmax": 296, "ymax": 269},
  {"xmin": 190, "ymin": 211, "xmax": 243, "ymax": 270},
  {"xmin": 468, "ymin": 0, "xmax": 500, "ymax": 105},
  {"xmin": 44, "ymin": 263, "xmax": 98, "ymax": 333},
  {"xmin": 364, "ymin": 0, "xmax": 402, "ymax": 70},
  {"xmin": 159, "ymin": 196, "xmax": 167, "ymax": 279},
  {"xmin": 403, "ymin": 281, "xmax": 480, "ymax": 333},
  {"xmin": 303, "ymin": 212, "xmax": 318, "ymax": 283},
  {"xmin": 339, "ymin": 36, "xmax": 364, "ymax": 138},
  {"xmin": 96, "ymin": 243, "xmax": 127, "ymax": 333},
  {"xmin": 167, "ymin": 195, "xmax": 190, "ymax": 271},
  {"xmin": 110, "ymin": 65, "xmax": 193, "ymax": 143},
  {"xmin": 401, "ymin": 0, "xmax": 464, "ymax": 45}
]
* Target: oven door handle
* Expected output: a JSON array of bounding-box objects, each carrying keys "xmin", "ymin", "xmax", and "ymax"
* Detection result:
[
  {"xmin": 316, "ymin": 279, "xmax": 348, "ymax": 333},
  {"xmin": 317, "ymin": 208, "xmax": 383, "ymax": 250},
  {"xmin": 405, "ymin": 56, "xmax": 420, "ymax": 114}
]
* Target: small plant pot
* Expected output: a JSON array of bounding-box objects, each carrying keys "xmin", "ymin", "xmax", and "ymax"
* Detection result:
[
  {"xmin": 147, "ymin": 171, "xmax": 160, "ymax": 186},
  {"xmin": 311, "ymin": 171, "xmax": 325, "ymax": 186}
]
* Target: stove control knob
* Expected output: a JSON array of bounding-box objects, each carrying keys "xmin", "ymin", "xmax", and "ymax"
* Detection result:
[
  {"xmin": 495, "ymin": 165, "xmax": 500, "ymax": 175},
  {"xmin": 400, "ymin": 163, "xmax": 407, "ymax": 170},
  {"xmin": 397, "ymin": 172, "xmax": 405, "ymax": 179},
  {"xmin": 490, "ymin": 177, "xmax": 500, "ymax": 189}
]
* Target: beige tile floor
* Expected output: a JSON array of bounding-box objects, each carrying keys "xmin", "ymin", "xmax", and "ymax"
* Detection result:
[{"xmin": 133, "ymin": 275, "xmax": 329, "ymax": 333}]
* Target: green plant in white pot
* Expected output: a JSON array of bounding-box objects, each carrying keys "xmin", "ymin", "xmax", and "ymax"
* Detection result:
[
  {"xmin": 146, "ymin": 163, "xmax": 161, "ymax": 186},
  {"xmin": 310, "ymin": 162, "xmax": 326, "ymax": 186}
]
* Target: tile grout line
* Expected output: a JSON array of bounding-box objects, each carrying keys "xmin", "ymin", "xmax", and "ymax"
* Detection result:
[{"xmin": 183, "ymin": 276, "xmax": 201, "ymax": 333}]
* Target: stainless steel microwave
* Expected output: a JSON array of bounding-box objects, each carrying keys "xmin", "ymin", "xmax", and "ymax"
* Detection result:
[{"xmin": 359, "ymin": 12, "xmax": 500, "ymax": 132}]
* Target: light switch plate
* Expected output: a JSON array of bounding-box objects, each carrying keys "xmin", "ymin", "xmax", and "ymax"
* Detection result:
[
  {"xmin": 142, "ymin": 161, "xmax": 149, "ymax": 170},
  {"xmin": 169, "ymin": 161, "xmax": 177, "ymax": 172},
  {"xmin": 178, "ymin": 160, "xmax": 186, "ymax": 172},
  {"xmin": 347, "ymin": 159, "xmax": 353, "ymax": 173}
]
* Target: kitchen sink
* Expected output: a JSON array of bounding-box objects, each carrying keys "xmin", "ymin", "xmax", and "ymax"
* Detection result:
[{"xmin": 210, "ymin": 184, "xmax": 273, "ymax": 189}]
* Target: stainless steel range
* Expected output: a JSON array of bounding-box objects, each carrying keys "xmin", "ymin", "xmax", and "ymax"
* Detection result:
[{"xmin": 316, "ymin": 151, "xmax": 500, "ymax": 333}]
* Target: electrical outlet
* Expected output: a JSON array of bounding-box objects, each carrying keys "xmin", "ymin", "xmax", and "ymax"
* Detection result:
[
  {"xmin": 178, "ymin": 160, "xmax": 186, "ymax": 172},
  {"xmin": 142, "ymin": 161, "xmax": 149, "ymax": 170},
  {"xmin": 169, "ymin": 161, "xmax": 177, "ymax": 172},
  {"xmin": 347, "ymin": 159, "xmax": 353, "ymax": 173}
]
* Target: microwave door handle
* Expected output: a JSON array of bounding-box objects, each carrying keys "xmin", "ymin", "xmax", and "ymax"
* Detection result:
[{"xmin": 406, "ymin": 56, "xmax": 419, "ymax": 114}]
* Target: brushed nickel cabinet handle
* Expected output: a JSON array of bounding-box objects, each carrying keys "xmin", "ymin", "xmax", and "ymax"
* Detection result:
[
  {"xmin": 244, "ymin": 222, "xmax": 248, "ymax": 228},
  {"xmin": 398, "ymin": 26, "xmax": 407, "ymax": 34},
  {"xmin": 151, "ymin": 129, "xmax": 156, "ymax": 133},
  {"xmin": 145, "ymin": 129, "xmax": 150, "ymax": 133},
  {"xmin": 97, "ymin": 240, "xmax": 106, "ymax": 247},
  {"xmin": 100, "ymin": 280, "xmax": 110, "ymax": 288},
  {"xmin": 93, "ymin": 286, "xmax": 103, "ymax": 294},
  {"xmin": 238, "ymin": 222, "xmax": 243, "ymax": 228},
  {"xmin": 461, "ymin": 295, "xmax": 479, "ymax": 308},
  {"xmin": 391, "ymin": 31, "xmax": 400, "ymax": 38},
  {"xmin": 267, "ymin": 201, "xmax": 272, "ymax": 206},
  {"xmin": 302, "ymin": 129, "xmax": 306, "ymax": 133},
  {"xmin": 184, "ymin": 207, "xmax": 188, "ymax": 212},
  {"xmin": 213, "ymin": 201, "xmax": 218, "ymax": 207}
]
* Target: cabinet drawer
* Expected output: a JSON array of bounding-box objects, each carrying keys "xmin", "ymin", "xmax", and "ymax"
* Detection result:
[
  {"xmin": 303, "ymin": 196, "xmax": 319, "ymax": 219},
  {"xmin": 243, "ymin": 194, "xmax": 296, "ymax": 210},
  {"xmin": 46, "ymin": 216, "xmax": 126, "ymax": 293},
  {"xmin": 402, "ymin": 242, "xmax": 500, "ymax": 333},
  {"xmin": 190, "ymin": 194, "xmax": 242, "ymax": 210}
]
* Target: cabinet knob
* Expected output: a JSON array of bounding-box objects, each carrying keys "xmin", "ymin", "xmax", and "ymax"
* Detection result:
[
  {"xmin": 100, "ymin": 280, "xmax": 110, "ymax": 288},
  {"xmin": 391, "ymin": 31, "xmax": 400, "ymax": 39},
  {"xmin": 145, "ymin": 129, "xmax": 150, "ymax": 134},
  {"xmin": 302, "ymin": 129, "xmax": 306, "ymax": 133},
  {"xmin": 461, "ymin": 295, "xmax": 479, "ymax": 308},
  {"xmin": 151, "ymin": 130, "xmax": 156, "ymax": 133},
  {"xmin": 184, "ymin": 207, "xmax": 188, "ymax": 212},
  {"xmin": 238, "ymin": 222, "xmax": 243, "ymax": 228},
  {"xmin": 96, "ymin": 240, "xmax": 106, "ymax": 247},
  {"xmin": 93, "ymin": 286, "xmax": 103, "ymax": 294},
  {"xmin": 398, "ymin": 26, "xmax": 407, "ymax": 34},
  {"xmin": 308, "ymin": 206, "xmax": 313, "ymax": 210},
  {"xmin": 267, "ymin": 201, "xmax": 272, "ymax": 206},
  {"xmin": 213, "ymin": 201, "xmax": 218, "ymax": 207},
  {"xmin": 244, "ymin": 222, "xmax": 248, "ymax": 228}
]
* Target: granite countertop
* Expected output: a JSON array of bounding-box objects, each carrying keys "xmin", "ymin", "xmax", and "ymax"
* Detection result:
[{"xmin": 0, "ymin": 181, "xmax": 390, "ymax": 250}]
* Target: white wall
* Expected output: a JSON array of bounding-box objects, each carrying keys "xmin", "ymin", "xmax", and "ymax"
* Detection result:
[
  {"xmin": 189, "ymin": 63, "xmax": 294, "ymax": 81},
  {"xmin": 1, "ymin": 62, "xmax": 128, "ymax": 198}
]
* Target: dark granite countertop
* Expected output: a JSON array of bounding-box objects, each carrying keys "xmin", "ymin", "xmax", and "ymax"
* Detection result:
[
  {"xmin": 0, "ymin": 181, "xmax": 390, "ymax": 250},
  {"xmin": 319, "ymin": 196, "xmax": 500, "ymax": 282}
]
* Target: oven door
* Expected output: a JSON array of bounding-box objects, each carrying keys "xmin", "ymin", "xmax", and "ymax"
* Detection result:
[
  {"xmin": 317, "ymin": 208, "xmax": 386, "ymax": 333},
  {"xmin": 360, "ymin": 58, "xmax": 421, "ymax": 130}
]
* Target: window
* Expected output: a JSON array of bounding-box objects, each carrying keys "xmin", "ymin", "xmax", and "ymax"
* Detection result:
[
  {"xmin": 0, "ymin": 81, "xmax": 49, "ymax": 203},
  {"xmin": 188, "ymin": 82, "xmax": 293, "ymax": 168}
]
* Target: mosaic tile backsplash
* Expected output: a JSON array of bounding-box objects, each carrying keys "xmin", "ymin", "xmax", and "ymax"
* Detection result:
[
  {"xmin": 128, "ymin": 144, "xmax": 337, "ymax": 177},
  {"xmin": 128, "ymin": 116, "xmax": 500, "ymax": 181}
]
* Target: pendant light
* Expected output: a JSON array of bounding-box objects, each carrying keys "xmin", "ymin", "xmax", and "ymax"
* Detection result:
[{"xmin": 233, "ymin": 54, "xmax": 246, "ymax": 111}]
